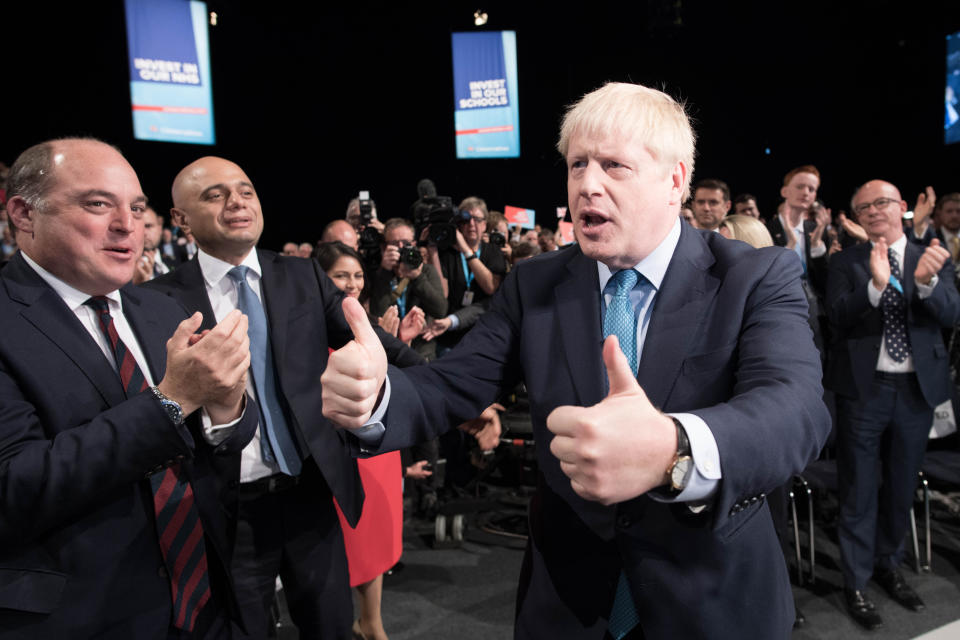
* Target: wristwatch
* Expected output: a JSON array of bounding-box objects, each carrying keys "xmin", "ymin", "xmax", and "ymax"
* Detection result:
[
  {"xmin": 666, "ymin": 417, "xmax": 692, "ymax": 495},
  {"xmin": 150, "ymin": 386, "xmax": 185, "ymax": 426}
]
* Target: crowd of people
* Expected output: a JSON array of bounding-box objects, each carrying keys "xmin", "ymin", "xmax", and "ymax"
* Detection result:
[{"xmin": 0, "ymin": 79, "xmax": 958, "ymax": 640}]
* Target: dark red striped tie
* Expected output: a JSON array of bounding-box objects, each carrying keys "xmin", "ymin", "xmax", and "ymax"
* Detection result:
[{"xmin": 85, "ymin": 296, "xmax": 211, "ymax": 631}]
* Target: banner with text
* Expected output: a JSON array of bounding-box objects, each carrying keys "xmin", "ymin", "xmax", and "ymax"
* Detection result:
[
  {"xmin": 504, "ymin": 206, "xmax": 535, "ymax": 229},
  {"xmin": 452, "ymin": 31, "xmax": 520, "ymax": 159},
  {"xmin": 125, "ymin": 0, "xmax": 215, "ymax": 145}
]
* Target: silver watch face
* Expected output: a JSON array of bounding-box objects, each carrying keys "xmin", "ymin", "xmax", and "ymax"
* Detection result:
[{"xmin": 671, "ymin": 457, "xmax": 692, "ymax": 490}]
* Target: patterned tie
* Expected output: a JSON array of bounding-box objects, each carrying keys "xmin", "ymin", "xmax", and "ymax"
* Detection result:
[
  {"xmin": 881, "ymin": 248, "xmax": 912, "ymax": 363},
  {"xmin": 84, "ymin": 296, "xmax": 210, "ymax": 631},
  {"xmin": 950, "ymin": 236, "xmax": 960, "ymax": 264},
  {"xmin": 602, "ymin": 269, "xmax": 641, "ymax": 639},
  {"xmin": 227, "ymin": 266, "xmax": 302, "ymax": 475}
]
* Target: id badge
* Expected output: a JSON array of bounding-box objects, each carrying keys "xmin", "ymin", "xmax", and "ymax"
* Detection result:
[{"xmin": 461, "ymin": 290, "xmax": 475, "ymax": 306}]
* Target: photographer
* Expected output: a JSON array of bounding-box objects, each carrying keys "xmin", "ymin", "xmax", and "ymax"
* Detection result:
[
  {"xmin": 369, "ymin": 218, "xmax": 448, "ymax": 358},
  {"xmin": 426, "ymin": 197, "xmax": 507, "ymax": 350},
  {"xmin": 346, "ymin": 194, "xmax": 386, "ymax": 268},
  {"xmin": 486, "ymin": 211, "xmax": 512, "ymax": 264}
]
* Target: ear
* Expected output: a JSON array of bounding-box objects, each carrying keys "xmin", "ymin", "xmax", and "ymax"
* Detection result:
[
  {"xmin": 668, "ymin": 161, "xmax": 687, "ymax": 206},
  {"xmin": 722, "ymin": 199, "xmax": 732, "ymax": 214},
  {"xmin": 170, "ymin": 207, "xmax": 189, "ymax": 234},
  {"xmin": 780, "ymin": 185, "xmax": 789, "ymax": 199},
  {"xmin": 6, "ymin": 195, "xmax": 36, "ymax": 235}
]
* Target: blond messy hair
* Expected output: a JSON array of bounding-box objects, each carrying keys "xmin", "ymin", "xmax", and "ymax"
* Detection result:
[{"xmin": 557, "ymin": 82, "xmax": 696, "ymax": 200}]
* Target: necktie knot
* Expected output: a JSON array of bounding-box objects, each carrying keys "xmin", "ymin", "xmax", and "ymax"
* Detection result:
[
  {"xmin": 84, "ymin": 295, "xmax": 110, "ymax": 315},
  {"xmin": 611, "ymin": 269, "xmax": 639, "ymax": 296},
  {"xmin": 227, "ymin": 265, "xmax": 250, "ymax": 284}
]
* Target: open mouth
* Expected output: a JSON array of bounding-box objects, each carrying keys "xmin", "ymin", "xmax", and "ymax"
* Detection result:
[
  {"xmin": 104, "ymin": 246, "xmax": 134, "ymax": 257},
  {"xmin": 580, "ymin": 212, "xmax": 610, "ymax": 229}
]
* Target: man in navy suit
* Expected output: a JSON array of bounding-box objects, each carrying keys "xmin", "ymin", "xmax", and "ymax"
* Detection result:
[
  {"xmin": 145, "ymin": 156, "xmax": 420, "ymax": 639},
  {"xmin": 0, "ymin": 138, "xmax": 256, "ymax": 639},
  {"xmin": 322, "ymin": 82, "xmax": 830, "ymax": 639},
  {"xmin": 826, "ymin": 180, "xmax": 960, "ymax": 630}
]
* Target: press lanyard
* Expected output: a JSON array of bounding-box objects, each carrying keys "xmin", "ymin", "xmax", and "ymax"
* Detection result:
[{"xmin": 460, "ymin": 248, "xmax": 480, "ymax": 289}]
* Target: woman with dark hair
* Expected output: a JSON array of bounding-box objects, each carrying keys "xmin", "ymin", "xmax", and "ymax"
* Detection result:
[{"xmin": 314, "ymin": 241, "xmax": 417, "ymax": 640}]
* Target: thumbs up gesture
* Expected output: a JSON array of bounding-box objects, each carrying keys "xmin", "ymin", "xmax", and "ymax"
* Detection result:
[
  {"xmin": 322, "ymin": 297, "xmax": 389, "ymax": 429},
  {"xmin": 546, "ymin": 335, "xmax": 677, "ymax": 505}
]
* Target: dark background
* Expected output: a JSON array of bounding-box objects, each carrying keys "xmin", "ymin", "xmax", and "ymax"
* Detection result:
[{"xmin": 5, "ymin": 0, "xmax": 960, "ymax": 250}]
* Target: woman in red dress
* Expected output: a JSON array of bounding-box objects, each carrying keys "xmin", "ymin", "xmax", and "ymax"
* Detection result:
[{"xmin": 316, "ymin": 242, "xmax": 427, "ymax": 640}]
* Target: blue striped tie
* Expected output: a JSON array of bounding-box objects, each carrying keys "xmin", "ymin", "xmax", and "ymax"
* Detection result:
[{"xmin": 601, "ymin": 270, "xmax": 641, "ymax": 639}]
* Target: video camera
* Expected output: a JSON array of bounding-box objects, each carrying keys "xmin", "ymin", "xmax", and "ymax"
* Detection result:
[{"xmin": 412, "ymin": 196, "xmax": 472, "ymax": 251}]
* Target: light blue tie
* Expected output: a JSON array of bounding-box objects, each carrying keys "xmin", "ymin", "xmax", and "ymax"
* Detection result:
[
  {"xmin": 228, "ymin": 266, "xmax": 302, "ymax": 476},
  {"xmin": 603, "ymin": 268, "xmax": 640, "ymax": 639}
]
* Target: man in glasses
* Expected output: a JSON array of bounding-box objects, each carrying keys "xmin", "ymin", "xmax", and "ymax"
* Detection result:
[
  {"xmin": 826, "ymin": 179, "xmax": 960, "ymax": 630},
  {"xmin": 427, "ymin": 196, "xmax": 507, "ymax": 351}
]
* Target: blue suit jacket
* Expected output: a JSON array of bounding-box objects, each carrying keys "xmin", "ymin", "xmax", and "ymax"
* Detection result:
[
  {"xmin": 375, "ymin": 224, "xmax": 830, "ymax": 639},
  {"xmin": 0, "ymin": 253, "xmax": 257, "ymax": 639},
  {"xmin": 825, "ymin": 239, "xmax": 960, "ymax": 406}
]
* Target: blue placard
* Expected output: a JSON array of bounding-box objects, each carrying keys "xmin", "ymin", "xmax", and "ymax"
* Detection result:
[
  {"xmin": 125, "ymin": 0, "xmax": 216, "ymax": 145},
  {"xmin": 452, "ymin": 31, "xmax": 520, "ymax": 159},
  {"xmin": 947, "ymin": 31, "xmax": 960, "ymax": 145}
]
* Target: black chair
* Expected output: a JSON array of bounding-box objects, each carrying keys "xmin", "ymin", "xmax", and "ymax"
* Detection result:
[
  {"xmin": 917, "ymin": 449, "xmax": 960, "ymax": 570},
  {"xmin": 792, "ymin": 461, "xmax": 921, "ymax": 584}
]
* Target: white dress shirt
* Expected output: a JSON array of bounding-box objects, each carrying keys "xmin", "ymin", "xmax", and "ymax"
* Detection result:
[
  {"xmin": 866, "ymin": 235, "xmax": 936, "ymax": 373},
  {"xmin": 196, "ymin": 248, "xmax": 283, "ymax": 483}
]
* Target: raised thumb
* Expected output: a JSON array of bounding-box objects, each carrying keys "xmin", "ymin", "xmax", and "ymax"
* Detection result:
[
  {"xmin": 603, "ymin": 335, "xmax": 638, "ymax": 395},
  {"xmin": 342, "ymin": 296, "xmax": 379, "ymax": 347},
  {"xmin": 170, "ymin": 311, "xmax": 203, "ymax": 349},
  {"xmin": 930, "ymin": 238, "xmax": 941, "ymax": 249}
]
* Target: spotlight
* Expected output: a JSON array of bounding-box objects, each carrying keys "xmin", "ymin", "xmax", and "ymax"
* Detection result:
[{"xmin": 473, "ymin": 10, "xmax": 488, "ymax": 26}]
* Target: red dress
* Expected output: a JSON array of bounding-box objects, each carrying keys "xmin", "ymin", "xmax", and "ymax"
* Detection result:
[{"xmin": 335, "ymin": 452, "xmax": 404, "ymax": 586}]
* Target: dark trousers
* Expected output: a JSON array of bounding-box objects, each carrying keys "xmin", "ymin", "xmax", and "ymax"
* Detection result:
[
  {"xmin": 836, "ymin": 372, "xmax": 932, "ymax": 589},
  {"xmin": 230, "ymin": 463, "xmax": 352, "ymax": 639}
]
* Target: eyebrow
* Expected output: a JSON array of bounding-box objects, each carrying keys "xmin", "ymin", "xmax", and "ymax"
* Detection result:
[{"xmin": 200, "ymin": 181, "xmax": 255, "ymax": 198}]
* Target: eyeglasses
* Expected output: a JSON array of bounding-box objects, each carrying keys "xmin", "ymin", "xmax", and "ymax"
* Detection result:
[{"xmin": 853, "ymin": 197, "xmax": 899, "ymax": 215}]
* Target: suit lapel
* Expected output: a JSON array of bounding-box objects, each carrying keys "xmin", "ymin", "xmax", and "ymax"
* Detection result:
[
  {"xmin": 902, "ymin": 240, "xmax": 919, "ymax": 303},
  {"xmin": 637, "ymin": 226, "xmax": 720, "ymax": 408},
  {"xmin": 121, "ymin": 285, "xmax": 167, "ymax": 383},
  {"xmin": 555, "ymin": 250, "xmax": 605, "ymax": 407},
  {"xmin": 3, "ymin": 254, "xmax": 125, "ymax": 406},
  {"xmin": 173, "ymin": 258, "xmax": 219, "ymax": 331},
  {"xmin": 257, "ymin": 250, "xmax": 289, "ymax": 366}
]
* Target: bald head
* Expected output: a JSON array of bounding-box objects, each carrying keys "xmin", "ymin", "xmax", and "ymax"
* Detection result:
[
  {"xmin": 322, "ymin": 219, "xmax": 359, "ymax": 251},
  {"xmin": 170, "ymin": 156, "xmax": 264, "ymax": 265},
  {"xmin": 851, "ymin": 179, "xmax": 906, "ymax": 244}
]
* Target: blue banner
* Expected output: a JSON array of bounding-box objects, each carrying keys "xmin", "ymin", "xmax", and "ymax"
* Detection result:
[
  {"xmin": 125, "ymin": 0, "xmax": 215, "ymax": 145},
  {"xmin": 452, "ymin": 31, "xmax": 520, "ymax": 159}
]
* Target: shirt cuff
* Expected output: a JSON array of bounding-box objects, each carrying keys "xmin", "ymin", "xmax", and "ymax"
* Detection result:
[
  {"xmin": 648, "ymin": 412, "xmax": 721, "ymax": 504},
  {"xmin": 809, "ymin": 243, "xmax": 827, "ymax": 258},
  {"xmin": 916, "ymin": 274, "xmax": 938, "ymax": 299},
  {"xmin": 446, "ymin": 313, "xmax": 461, "ymax": 330},
  {"xmin": 199, "ymin": 397, "xmax": 246, "ymax": 446},
  {"xmin": 867, "ymin": 279, "xmax": 884, "ymax": 306},
  {"xmin": 351, "ymin": 376, "xmax": 391, "ymax": 451}
]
